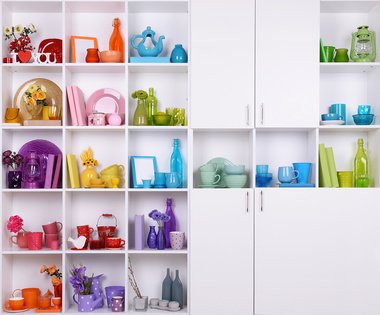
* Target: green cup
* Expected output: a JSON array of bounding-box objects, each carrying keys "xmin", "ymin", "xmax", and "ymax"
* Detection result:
[{"xmin": 323, "ymin": 46, "xmax": 335, "ymax": 62}]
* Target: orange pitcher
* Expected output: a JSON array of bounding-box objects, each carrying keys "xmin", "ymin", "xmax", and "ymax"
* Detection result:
[
  {"xmin": 22, "ymin": 288, "xmax": 40, "ymax": 308},
  {"xmin": 109, "ymin": 18, "xmax": 124, "ymax": 62}
]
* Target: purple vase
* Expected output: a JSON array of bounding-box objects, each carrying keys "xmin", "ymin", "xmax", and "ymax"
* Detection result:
[
  {"xmin": 157, "ymin": 226, "xmax": 165, "ymax": 250},
  {"xmin": 147, "ymin": 226, "xmax": 157, "ymax": 249},
  {"xmin": 73, "ymin": 293, "xmax": 102, "ymax": 312},
  {"xmin": 134, "ymin": 215, "xmax": 145, "ymax": 250},
  {"xmin": 164, "ymin": 198, "xmax": 176, "ymax": 248},
  {"xmin": 7, "ymin": 170, "xmax": 22, "ymax": 188}
]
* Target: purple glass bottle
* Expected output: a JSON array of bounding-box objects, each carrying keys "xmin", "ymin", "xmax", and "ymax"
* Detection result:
[
  {"xmin": 164, "ymin": 198, "xmax": 176, "ymax": 248},
  {"xmin": 147, "ymin": 226, "xmax": 157, "ymax": 249}
]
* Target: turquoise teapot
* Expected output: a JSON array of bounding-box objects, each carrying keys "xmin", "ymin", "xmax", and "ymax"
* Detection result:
[{"xmin": 131, "ymin": 26, "xmax": 165, "ymax": 57}]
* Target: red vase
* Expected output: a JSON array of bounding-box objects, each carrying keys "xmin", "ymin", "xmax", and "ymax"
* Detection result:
[
  {"xmin": 85, "ymin": 48, "xmax": 99, "ymax": 63},
  {"xmin": 53, "ymin": 283, "xmax": 62, "ymax": 298}
]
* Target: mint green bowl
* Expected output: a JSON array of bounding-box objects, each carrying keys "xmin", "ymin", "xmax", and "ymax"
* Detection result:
[{"xmin": 224, "ymin": 175, "xmax": 247, "ymax": 188}]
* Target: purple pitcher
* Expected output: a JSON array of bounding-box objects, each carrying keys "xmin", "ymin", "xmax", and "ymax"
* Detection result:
[
  {"xmin": 91, "ymin": 274, "xmax": 104, "ymax": 308},
  {"xmin": 73, "ymin": 293, "xmax": 103, "ymax": 312},
  {"xmin": 105, "ymin": 286, "xmax": 125, "ymax": 308}
]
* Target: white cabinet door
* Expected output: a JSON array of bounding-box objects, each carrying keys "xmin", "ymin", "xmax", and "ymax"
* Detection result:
[
  {"xmin": 256, "ymin": 0, "xmax": 319, "ymax": 128},
  {"xmin": 191, "ymin": 189, "xmax": 253, "ymax": 315},
  {"xmin": 255, "ymin": 189, "xmax": 380, "ymax": 315},
  {"xmin": 191, "ymin": 0, "xmax": 254, "ymax": 128}
]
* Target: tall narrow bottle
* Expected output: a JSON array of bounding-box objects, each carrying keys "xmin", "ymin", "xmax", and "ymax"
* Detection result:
[
  {"xmin": 164, "ymin": 198, "xmax": 176, "ymax": 248},
  {"xmin": 161, "ymin": 268, "xmax": 172, "ymax": 301},
  {"xmin": 170, "ymin": 139, "xmax": 183, "ymax": 187},
  {"xmin": 145, "ymin": 88, "xmax": 158, "ymax": 125},
  {"xmin": 109, "ymin": 18, "xmax": 124, "ymax": 62},
  {"xmin": 354, "ymin": 138, "xmax": 369, "ymax": 187},
  {"xmin": 171, "ymin": 270, "xmax": 183, "ymax": 308}
]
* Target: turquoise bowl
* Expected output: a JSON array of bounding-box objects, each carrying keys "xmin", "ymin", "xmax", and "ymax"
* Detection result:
[
  {"xmin": 224, "ymin": 175, "xmax": 247, "ymax": 188},
  {"xmin": 224, "ymin": 165, "xmax": 245, "ymax": 175},
  {"xmin": 352, "ymin": 114, "xmax": 374, "ymax": 125}
]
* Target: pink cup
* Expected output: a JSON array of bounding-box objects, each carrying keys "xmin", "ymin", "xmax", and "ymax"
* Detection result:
[
  {"xmin": 45, "ymin": 233, "xmax": 59, "ymax": 248},
  {"xmin": 10, "ymin": 232, "xmax": 29, "ymax": 248},
  {"xmin": 170, "ymin": 231, "xmax": 185, "ymax": 250},
  {"xmin": 50, "ymin": 240, "xmax": 59, "ymax": 250},
  {"xmin": 27, "ymin": 232, "xmax": 43, "ymax": 250},
  {"xmin": 42, "ymin": 222, "xmax": 63, "ymax": 234}
]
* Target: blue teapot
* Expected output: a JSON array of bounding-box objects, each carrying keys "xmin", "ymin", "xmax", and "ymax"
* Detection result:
[{"xmin": 131, "ymin": 26, "xmax": 165, "ymax": 57}]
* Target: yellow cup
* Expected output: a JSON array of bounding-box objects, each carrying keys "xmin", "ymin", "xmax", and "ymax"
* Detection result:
[
  {"xmin": 100, "ymin": 164, "xmax": 125, "ymax": 177},
  {"xmin": 337, "ymin": 171, "xmax": 353, "ymax": 187},
  {"xmin": 101, "ymin": 174, "xmax": 124, "ymax": 188}
]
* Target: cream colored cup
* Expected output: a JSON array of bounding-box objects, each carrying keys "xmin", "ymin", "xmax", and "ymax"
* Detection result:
[{"xmin": 100, "ymin": 164, "xmax": 125, "ymax": 177}]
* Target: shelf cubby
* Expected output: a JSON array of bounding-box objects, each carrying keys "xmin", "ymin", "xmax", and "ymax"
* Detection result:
[
  {"xmin": 2, "ymin": 191, "xmax": 63, "ymax": 251},
  {"xmin": 128, "ymin": 71, "xmax": 188, "ymax": 126},
  {"xmin": 64, "ymin": 1, "xmax": 126, "ymax": 63},
  {"xmin": 1, "ymin": 254, "xmax": 62, "ymax": 307},
  {"xmin": 256, "ymin": 129, "xmax": 317, "ymax": 186},
  {"xmin": 319, "ymin": 128, "xmax": 380, "ymax": 187},
  {"xmin": 65, "ymin": 191, "xmax": 126, "ymax": 250},
  {"xmin": 128, "ymin": 191, "xmax": 187, "ymax": 250},
  {"xmin": 192, "ymin": 130, "xmax": 253, "ymax": 188},
  {"xmin": 65, "ymin": 253, "xmax": 125, "ymax": 312},
  {"xmin": 127, "ymin": 253, "xmax": 187, "ymax": 311},
  {"xmin": 128, "ymin": 129, "xmax": 188, "ymax": 188}
]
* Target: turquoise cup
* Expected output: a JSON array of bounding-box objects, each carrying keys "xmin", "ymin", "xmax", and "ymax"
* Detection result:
[
  {"xmin": 293, "ymin": 162, "xmax": 311, "ymax": 184},
  {"xmin": 256, "ymin": 164, "xmax": 269, "ymax": 174},
  {"xmin": 329, "ymin": 104, "xmax": 346, "ymax": 124}
]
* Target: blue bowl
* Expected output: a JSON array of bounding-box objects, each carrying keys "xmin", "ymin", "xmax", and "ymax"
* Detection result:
[
  {"xmin": 256, "ymin": 173, "xmax": 273, "ymax": 187},
  {"xmin": 321, "ymin": 113, "xmax": 340, "ymax": 121},
  {"xmin": 352, "ymin": 114, "xmax": 374, "ymax": 125}
]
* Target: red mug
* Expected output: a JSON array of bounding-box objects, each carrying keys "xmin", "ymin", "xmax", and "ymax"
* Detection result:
[
  {"xmin": 77, "ymin": 225, "xmax": 94, "ymax": 235},
  {"xmin": 90, "ymin": 240, "xmax": 102, "ymax": 250},
  {"xmin": 27, "ymin": 232, "xmax": 43, "ymax": 250},
  {"xmin": 10, "ymin": 232, "xmax": 29, "ymax": 248},
  {"xmin": 42, "ymin": 221, "xmax": 63, "ymax": 234},
  {"xmin": 105, "ymin": 237, "xmax": 125, "ymax": 249}
]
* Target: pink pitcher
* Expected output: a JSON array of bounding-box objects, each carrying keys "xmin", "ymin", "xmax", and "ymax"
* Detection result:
[
  {"xmin": 10, "ymin": 232, "xmax": 29, "ymax": 248},
  {"xmin": 27, "ymin": 232, "xmax": 43, "ymax": 250}
]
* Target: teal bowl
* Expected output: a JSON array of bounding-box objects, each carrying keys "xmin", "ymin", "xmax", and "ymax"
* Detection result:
[
  {"xmin": 224, "ymin": 175, "xmax": 247, "ymax": 188},
  {"xmin": 352, "ymin": 114, "xmax": 374, "ymax": 125},
  {"xmin": 224, "ymin": 164, "xmax": 245, "ymax": 175}
]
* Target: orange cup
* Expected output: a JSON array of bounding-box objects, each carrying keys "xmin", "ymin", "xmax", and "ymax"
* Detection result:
[
  {"xmin": 8, "ymin": 297, "xmax": 25, "ymax": 310},
  {"xmin": 38, "ymin": 296, "xmax": 51, "ymax": 309},
  {"xmin": 52, "ymin": 297, "xmax": 62, "ymax": 310},
  {"xmin": 22, "ymin": 288, "xmax": 40, "ymax": 308}
]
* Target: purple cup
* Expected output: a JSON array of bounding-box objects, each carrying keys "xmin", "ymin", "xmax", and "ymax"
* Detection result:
[{"xmin": 105, "ymin": 286, "xmax": 125, "ymax": 308}]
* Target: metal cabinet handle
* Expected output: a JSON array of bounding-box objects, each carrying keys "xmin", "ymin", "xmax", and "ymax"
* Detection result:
[
  {"xmin": 246, "ymin": 191, "xmax": 249, "ymax": 213},
  {"xmin": 246, "ymin": 105, "xmax": 250, "ymax": 126},
  {"xmin": 260, "ymin": 190, "xmax": 263, "ymax": 212},
  {"xmin": 261, "ymin": 103, "xmax": 264, "ymax": 125}
]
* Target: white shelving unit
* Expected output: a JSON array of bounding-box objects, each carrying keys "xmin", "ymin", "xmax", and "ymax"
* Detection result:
[{"xmin": 1, "ymin": 0, "xmax": 190, "ymax": 314}]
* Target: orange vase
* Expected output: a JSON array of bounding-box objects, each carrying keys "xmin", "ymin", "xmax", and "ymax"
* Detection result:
[
  {"xmin": 85, "ymin": 48, "xmax": 99, "ymax": 63},
  {"xmin": 109, "ymin": 18, "xmax": 124, "ymax": 62}
]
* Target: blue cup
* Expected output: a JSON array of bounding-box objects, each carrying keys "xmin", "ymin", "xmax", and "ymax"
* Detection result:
[
  {"xmin": 278, "ymin": 166, "xmax": 299, "ymax": 183},
  {"xmin": 256, "ymin": 164, "xmax": 269, "ymax": 174},
  {"xmin": 154, "ymin": 172, "xmax": 166, "ymax": 188},
  {"xmin": 165, "ymin": 172, "xmax": 180, "ymax": 188},
  {"xmin": 293, "ymin": 162, "xmax": 311, "ymax": 184},
  {"xmin": 329, "ymin": 104, "xmax": 346, "ymax": 124},
  {"xmin": 358, "ymin": 105, "xmax": 371, "ymax": 115},
  {"xmin": 142, "ymin": 179, "xmax": 152, "ymax": 188}
]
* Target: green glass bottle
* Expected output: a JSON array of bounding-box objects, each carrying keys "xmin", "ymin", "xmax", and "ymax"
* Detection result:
[
  {"xmin": 354, "ymin": 138, "xmax": 369, "ymax": 187},
  {"xmin": 146, "ymin": 87, "xmax": 158, "ymax": 125}
]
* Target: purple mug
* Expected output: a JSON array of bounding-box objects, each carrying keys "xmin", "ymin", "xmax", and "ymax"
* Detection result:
[
  {"xmin": 105, "ymin": 286, "xmax": 125, "ymax": 308},
  {"xmin": 111, "ymin": 296, "xmax": 124, "ymax": 312}
]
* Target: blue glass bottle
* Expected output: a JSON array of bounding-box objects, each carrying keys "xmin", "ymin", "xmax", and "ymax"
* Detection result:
[
  {"xmin": 162, "ymin": 268, "xmax": 173, "ymax": 301},
  {"xmin": 164, "ymin": 198, "xmax": 176, "ymax": 248},
  {"xmin": 171, "ymin": 269, "xmax": 183, "ymax": 307},
  {"xmin": 170, "ymin": 139, "xmax": 183, "ymax": 188}
]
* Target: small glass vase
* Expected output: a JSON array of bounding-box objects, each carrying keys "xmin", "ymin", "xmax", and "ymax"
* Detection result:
[
  {"xmin": 7, "ymin": 170, "xmax": 22, "ymax": 188},
  {"xmin": 147, "ymin": 226, "xmax": 157, "ymax": 249},
  {"xmin": 133, "ymin": 99, "xmax": 148, "ymax": 126},
  {"xmin": 26, "ymin": 103, "xmax": 43, "ymax": 120},
  {"xmin": 157, "ymin": 226, "xmax": 165, "ymax": 250},
  {"xmin": 334, "ymin": 48, "xmax": 349, "ymax": 62}
]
